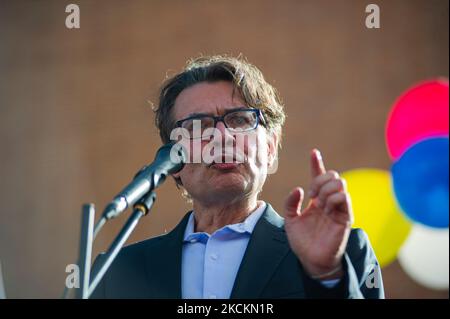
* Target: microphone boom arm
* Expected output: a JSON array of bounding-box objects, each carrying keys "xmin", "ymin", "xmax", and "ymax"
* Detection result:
[
  {"xmin": 65, "ymin": 142, "xmax": 186, "ymax": 298},
  {"xmin": 93, "ymin": 142, "xmax": 186, "ymax": 238}
]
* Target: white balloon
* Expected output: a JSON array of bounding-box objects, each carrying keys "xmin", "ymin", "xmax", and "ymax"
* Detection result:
[{"xmin": 398, "ymin": 224, "xmax": 449, "ymax": 290}]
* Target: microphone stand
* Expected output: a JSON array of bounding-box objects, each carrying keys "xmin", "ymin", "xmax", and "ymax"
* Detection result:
[
  {"xmin": 64, "ymin": 191, "xmax": 157, "ymax": 299},
  {"xmin": 63, "ymin": 142, "xmax": 185, "ymax": 299},
  {"xmin": 62, "ymin": 204, "xmax": 95, "ymax": 299},
  {"xmin": 86, "ymin": 191, "xmax": 156, "ymax": 298},
  {"xmin": 77, "ymin": 204, "xmax": 95, "ymax": 299}
]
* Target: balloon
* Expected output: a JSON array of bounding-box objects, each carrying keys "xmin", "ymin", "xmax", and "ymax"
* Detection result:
[
  {"xmin": 398, "ymin": 224, "xmax": 449, "ymax": 290},
  {"xmin": 386, "ymin": 79, "xmax": 449, "ymax": 160},
  {"xmin": 392, "ymin": 137, "xmax": 449, "ymax": 228},
  {"xmin": 342, "ymin": 169, "xmax": 412, "ymax": 267}
]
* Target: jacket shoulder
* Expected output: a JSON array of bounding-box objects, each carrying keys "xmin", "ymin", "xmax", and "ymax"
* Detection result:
[
  {"xmin": 120, "ymin": 232, "xmax": 170, "ymax": 254},
  {"xmin": 347, "ymin": 227, "xmax": 374, "ymax": 256}
]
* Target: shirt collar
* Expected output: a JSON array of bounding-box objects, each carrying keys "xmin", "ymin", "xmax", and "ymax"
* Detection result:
[{"xmin": 183, "ymin": 202, "xmax": 267, "ymax": 243}]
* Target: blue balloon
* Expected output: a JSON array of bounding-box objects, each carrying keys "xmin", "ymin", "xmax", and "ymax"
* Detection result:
[{"xmin": 392, "ymin": 137, "xmax": 449, "ymax": 228}]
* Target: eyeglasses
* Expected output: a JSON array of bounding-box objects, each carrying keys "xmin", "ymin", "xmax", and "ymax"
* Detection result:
[{"xmin": 175, "ymin": 108, "xmax": 266, "ymax": 140}]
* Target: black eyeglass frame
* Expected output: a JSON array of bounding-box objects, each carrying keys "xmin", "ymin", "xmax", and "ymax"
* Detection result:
[{"xmin": 175, "ymin": 108, "xmax": 266, "ymax": 135}]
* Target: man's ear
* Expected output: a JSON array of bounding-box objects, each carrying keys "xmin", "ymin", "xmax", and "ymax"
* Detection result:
[
  {"xmin": 171, "ymin": 171, "xmax": 183, "ymax": 187},
  {"xmin": 172, "ymin": 171, "xmax": 182, "ymax": 182},
  {"xmin": 267, "ymin": 131, "xmax": 279, "ymax": 169},
  {"xmin": 172, "ymin": 171, "xmax": 180, "ymax": 179}
]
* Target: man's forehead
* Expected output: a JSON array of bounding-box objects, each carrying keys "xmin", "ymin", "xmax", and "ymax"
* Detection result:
[{"xmin": 172, "ymin": 81, "xmax": 246, "ymax": 119}]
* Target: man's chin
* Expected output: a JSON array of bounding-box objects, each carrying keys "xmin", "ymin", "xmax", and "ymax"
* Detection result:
[{"xmin": 207, "ymin": 175, "xmax": 247, "ymax": 195}]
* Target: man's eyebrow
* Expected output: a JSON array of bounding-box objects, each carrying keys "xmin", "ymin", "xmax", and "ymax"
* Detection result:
[
  {"xmin": 186, "ymin": 112, "xmax": 211, "ymax": 117},
  {"xmin": 186, "ymin": 106, "xmax": 249, "ymax": 118}
]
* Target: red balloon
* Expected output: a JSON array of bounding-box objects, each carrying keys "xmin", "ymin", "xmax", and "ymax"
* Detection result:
[{"xmin": 386, "ymin": 79, "xmax": 449, "ymax": 160}]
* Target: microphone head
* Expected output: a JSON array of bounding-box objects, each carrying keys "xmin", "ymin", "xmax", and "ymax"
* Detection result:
[
  {"xmin": 144, "ymin": 142, "xmax": 187, "ymax": 190},
  {"xmin": 157, "ymin": 142, "xmax": 187, "ymax": 174},
  {"xmin": 103, "ymin": 142, "xmax": 188, "ymax": 221}
]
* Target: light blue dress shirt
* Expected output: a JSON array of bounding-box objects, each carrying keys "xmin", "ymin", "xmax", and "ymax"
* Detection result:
[
  {"xmin": 181, "ymin": 203, "xmax": 266, "ymax": 299},
  {"xmin": 181, "ymin": 202, "xmax": 339, "ymax": 299}
]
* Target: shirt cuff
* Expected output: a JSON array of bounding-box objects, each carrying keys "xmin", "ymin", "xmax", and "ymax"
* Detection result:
[{"xmin": 320, "ymin": 278, "xmax": 341, "ymax": 288}]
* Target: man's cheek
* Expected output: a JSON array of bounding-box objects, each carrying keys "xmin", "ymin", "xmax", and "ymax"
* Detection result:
[
  {"xmin": 252, "ymin": 135, "xmax": 266, "ymax": 166},
  {"xmin": 180, "ymin": 163, "xmax": 197, "ymax": 180},
  {"xmin": 238, "ymin": 132, "xmax": 258, "ymax": 164}
]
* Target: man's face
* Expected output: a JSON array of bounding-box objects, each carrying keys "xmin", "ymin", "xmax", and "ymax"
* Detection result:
[{"xmin": 171, "ymin": 81, "xmax": 277, "ymax": 205}]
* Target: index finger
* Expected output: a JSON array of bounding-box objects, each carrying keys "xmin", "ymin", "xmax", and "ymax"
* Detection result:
[{"xmin": 310, "ymin": 148, "xmax": 326, "ymax": 178}]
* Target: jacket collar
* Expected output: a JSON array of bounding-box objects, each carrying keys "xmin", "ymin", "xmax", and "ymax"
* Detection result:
[
  {"xmin": 230, "ymin": 203, "xmax": 289, "ymax": 298},
  {"xmin": 144, "ymin": 203, "xmax": 288, "ymax": 298},
  {"xmin": 143, "ymin": 211, "xmax": 191, "ymax": 298}
]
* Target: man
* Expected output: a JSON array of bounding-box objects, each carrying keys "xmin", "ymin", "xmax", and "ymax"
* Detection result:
[{"xmin": 91, "ymin": 55, "xmax": 384, "ymax": 299}]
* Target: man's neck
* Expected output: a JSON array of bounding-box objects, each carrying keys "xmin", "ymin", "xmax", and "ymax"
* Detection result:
[{"xmin": 192, "ymin": 198, "xmax": 262, "ymax": 234}]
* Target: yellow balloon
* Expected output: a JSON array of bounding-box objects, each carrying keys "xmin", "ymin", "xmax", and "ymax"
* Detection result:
[{"xmin": 342, "ymin": 169, "xmax": 412, "ymax": 267}]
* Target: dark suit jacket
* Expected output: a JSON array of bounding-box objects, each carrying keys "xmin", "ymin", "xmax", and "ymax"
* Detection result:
[{"xmin": 91, "ymin": 203, "xmax": 384, "ymax": 299}]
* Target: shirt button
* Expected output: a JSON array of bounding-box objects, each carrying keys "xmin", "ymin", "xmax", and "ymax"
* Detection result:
[
  {"xmin": 210, "ymin": 253, "xmax": 218, "ymax": 260},
  {"xmin": 190, "ymin": 239, "xmax": 197, "ymax": 243}
]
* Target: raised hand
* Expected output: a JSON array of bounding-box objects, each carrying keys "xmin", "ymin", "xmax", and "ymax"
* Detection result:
[{"xmin": 283, "ymin": 149, "xmax": 354, "ymax": 280}]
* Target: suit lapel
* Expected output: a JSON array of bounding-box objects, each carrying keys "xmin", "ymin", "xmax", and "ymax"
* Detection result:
[
  {"xmin": 230, "ymin": 204, "xmax": 290, "ymax": 299},
  {"xmin": 144, "ymin": 212, "xmax": 191, "ymax": 298},
  {"xmin": 143, "ymin": 205, "xmax": 290, "ymax": 299}
]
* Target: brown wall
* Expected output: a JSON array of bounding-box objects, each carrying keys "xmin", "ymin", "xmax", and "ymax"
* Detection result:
[{"xmin": 0, "ymin": 0, "xmax": 448, "ymax": 298}]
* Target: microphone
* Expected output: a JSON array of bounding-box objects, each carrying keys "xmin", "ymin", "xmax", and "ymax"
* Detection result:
[{"xmin": 100, "ymin": 142, "xmax": 187, "ymax": 221}]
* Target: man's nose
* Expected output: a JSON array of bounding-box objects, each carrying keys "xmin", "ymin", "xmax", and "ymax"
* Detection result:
[
  {"xmin": 214, "ymin": 121, "xmax": 235, "ymax": 144},
  {"xmin": 215, "ymin": 120, "xmax": 227, "ymax": 135}
]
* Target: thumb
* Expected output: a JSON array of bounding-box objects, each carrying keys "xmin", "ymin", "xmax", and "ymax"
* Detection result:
[{"xmin": 284, "ymin": 187, "xmax": 304, "ymax": 219}]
